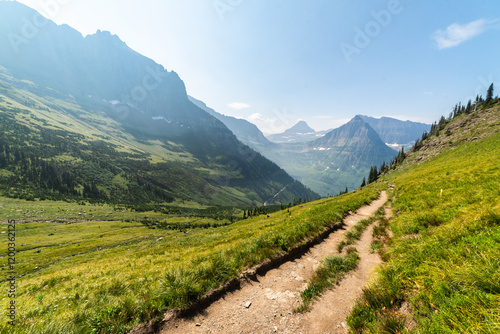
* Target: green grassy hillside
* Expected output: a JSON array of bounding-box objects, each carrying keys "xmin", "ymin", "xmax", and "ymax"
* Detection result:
[
  {"xmin": 0, "ymin": 68, "xmax": 316, "ymax": 206},
  {"xmin": 348, "ymin": 103, "xmax": 500, "ymax": 333},
  {"xmin": 0, "ymin": 183, "xmax": 384, "ymax": 333}
]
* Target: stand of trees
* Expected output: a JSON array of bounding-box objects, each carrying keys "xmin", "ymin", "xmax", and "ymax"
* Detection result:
[
  {"xmin": 415, "ymin": 83, "xmax": 497, "ymax": 153},
  {"xmin": 0, "ymin": 110, "xmax": 175, "ymax": 203},
  {"xmin": 362, "ymin": 147, "xmax": 406, "ymax": 187},
  {"xmin": 360, "ymin": 83, "xmax": 498, "ymax": 189}
]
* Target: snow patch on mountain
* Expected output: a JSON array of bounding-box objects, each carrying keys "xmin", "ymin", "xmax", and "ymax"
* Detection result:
[{"xmin": 152, "ymin": 116, "xmax": 172, "ymax": 123}]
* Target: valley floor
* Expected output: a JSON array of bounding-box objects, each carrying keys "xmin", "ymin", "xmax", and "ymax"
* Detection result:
[{"xmin": 156, "ymin": 192, "xmax": 388, "ymax": 334}]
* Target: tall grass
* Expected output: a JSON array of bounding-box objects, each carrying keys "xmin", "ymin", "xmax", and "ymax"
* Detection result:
[
  {"xmin": 347, "ymin": 129, "xmax": 500, "ymax": 333},
  {"xmin": 0, "ymin": 184, "xmax": 386, "ymax": 333}
]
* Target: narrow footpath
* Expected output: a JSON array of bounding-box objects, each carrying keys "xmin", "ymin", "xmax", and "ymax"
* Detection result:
[{"xmin": 159, "ymin": 191, "xmax": 388, "ymax": 334}]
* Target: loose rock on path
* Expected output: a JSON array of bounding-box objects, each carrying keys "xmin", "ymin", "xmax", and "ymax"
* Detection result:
[{"xmin": 160, "ymin": 191, "xmax": 388, "ymax": 334}]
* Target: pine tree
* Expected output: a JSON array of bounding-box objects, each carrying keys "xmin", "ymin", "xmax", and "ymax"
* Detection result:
[
  {"xmin": 465, "ymin": 100, "xmax": 472, "ymax": 114},
  {"xmin": 414, "ymin": 138, "xmax": 421, "ymax": 151},
  {"xmin": 360, "ymin": 177, "xmax": 366, "ymax": 188},
  {"xmin": 368, "ymin": 166, "xmax": 379, "ymax": 184},
  {"xmin": 485, "ymin": 83, "xmax": 494, "ymax": 106},
  {"xmin": 438, "ymin": 116, "xmax": 447, "ymax": 132},
  {"xmin": 380, "ymin": 161, "xmax": 387, "ymax": 174}
]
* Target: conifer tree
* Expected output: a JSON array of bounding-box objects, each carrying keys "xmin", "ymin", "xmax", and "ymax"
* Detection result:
[
  {"xmin": 360, "ymin": 177, "xmax": 366, "ymax": 188},
  {"xmin": 485, "ymin": 83, "xmax": 494, "ymax": 106},
  {"xmin": 465, "ymin": 100, "xmax": 472, "ymax": 114},
  {"xmin": 438, "ymin": 116, "xmax": 447, "ymax": 131},
  {"xmin": 368, "ymin": 166, "xmax": 379, "ymax": 184}
]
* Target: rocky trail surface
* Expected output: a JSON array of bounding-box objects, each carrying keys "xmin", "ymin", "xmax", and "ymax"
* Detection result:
[{"xmin": 159, "ymin": 192, "xmax": 388, "ymax": 334}]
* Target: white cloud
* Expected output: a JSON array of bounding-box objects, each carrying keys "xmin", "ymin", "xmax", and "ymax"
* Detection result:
[
  {"xmin": 432, "ymin": 19, "xmax": 499, "ymax": 49},
  {"xmin": 227, "ymin": 102, "xmax": 250, "ymax": 110}
]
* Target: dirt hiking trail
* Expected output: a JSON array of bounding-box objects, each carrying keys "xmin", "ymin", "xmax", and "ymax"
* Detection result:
[{"xmin": 160, "ymin": 191, "xmax": 388, "ymax": 334}]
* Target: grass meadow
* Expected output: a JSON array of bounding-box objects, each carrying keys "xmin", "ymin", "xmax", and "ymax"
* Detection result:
[
  {"xmin": 0, "ymin": 183, "xmax": 385, "ymax": 333},
  {"xmin": 348, "ymin": 127, "xmax": 500, "ymax": 332}
]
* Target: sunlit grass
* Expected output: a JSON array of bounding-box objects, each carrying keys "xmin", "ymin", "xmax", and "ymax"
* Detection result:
[
  {"xmin": 0, "ymin": 183, "xmax": 385, "ymax": 333},
  {"xmin": 347, "ymin": 123, "xmax": 500, "ymax": 332}
]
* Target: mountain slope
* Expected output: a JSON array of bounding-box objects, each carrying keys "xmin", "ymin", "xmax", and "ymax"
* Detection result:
[
  {"xmin": 348, "ymin": 101, "xmax": 500, "ymax": 333},
  {"xmin": 259, "ymin": 116, "xmax": 397, "ymax": 196},
  {"xmin": 188, "ymin": 96, "xmax": 275, "ymax": 150},
  {"xmin": 359, "ymin": 115, "xmax": 430, "ymax": 148},
  {"xmin": 0, "ymin": 2, "xmax": 317, "ymax": 206},
  {"xmin": 310, "ymin": 116, "xmax": 396, "ymax": 160}
]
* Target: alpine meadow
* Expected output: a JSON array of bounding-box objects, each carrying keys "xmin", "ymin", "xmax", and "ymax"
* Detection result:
[{"xmin": 0, "ymin": 1, "xmax": 499, "ymax": 333}]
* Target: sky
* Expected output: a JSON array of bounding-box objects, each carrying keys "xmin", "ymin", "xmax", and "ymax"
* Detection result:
[{"xmin": 12, "ymin": 0, "xmax": 500, "ymax": 134}]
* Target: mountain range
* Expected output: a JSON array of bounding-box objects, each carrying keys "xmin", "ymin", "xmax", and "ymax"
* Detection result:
[
  {"xmin": 195, "ymin": 101, "xmax": 429, "ymax": 195},
  {"xmin": 0, "ymin": 1, "xmax": 430, "ymax": 204},
  {"xmin": 268, "ymin": 117, "xmax": 430, "ymax": 148},
  {"xmin": 267, "ymin": 121, "xmax": 331, "ymax": 143},
  {"xmin": 0, "ymin": 1, "xmax": 317, "ymax": 206},
  {"xmin": 258, "ymin": 117, "xmax": 398, "ymax": 196},
  {"xmin": 358, "ymin": 115, "xmax": 431, "ymax": 149}
]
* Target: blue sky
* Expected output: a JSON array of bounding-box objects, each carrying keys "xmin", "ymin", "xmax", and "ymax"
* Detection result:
[{"xmin": 13, "ymin": 0, "xmax": 500, "ymax": 134}]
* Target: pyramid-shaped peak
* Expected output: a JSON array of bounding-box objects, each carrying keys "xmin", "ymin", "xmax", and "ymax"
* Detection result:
[
  {"xmin": 351, "ymin": 115, "xmax": 366, "ymax": 122},
  {"xmin": 287, "ymin": 121, "xmax": 315, "ymax": 133}
]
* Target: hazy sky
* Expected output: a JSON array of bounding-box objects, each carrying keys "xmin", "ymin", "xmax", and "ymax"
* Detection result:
[{"xmin": 13, "ymin": 0, "xmax": 500, "ymax": 134}]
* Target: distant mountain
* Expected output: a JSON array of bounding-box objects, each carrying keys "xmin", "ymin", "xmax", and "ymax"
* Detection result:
[
  {"xmin": 358, "ymin": 115, "xmax": 431, "ymax": 149},
  {"xmin": 287, "ymin": 121, "xmax": 316, "ymax": 133},
  {"xmin": 266, "ymin": 115, "xmax": 430, "ymax": 148},
  {"xmin": 267, "ymin": 121, "xmax": 330, "ymax": 143},
  {"xmin": 258, "ymin": 116, "xmax": 397, "ymax": 196},
  {"xmin": 188, "ymin": 96, "xmax": 274, "ymax": 150},
  {"xmin": 310, "ymin": 116, "xmax": 396, "ymax": 158},
  {"xmin": 0, "ymin": 2, "xmax": 317, "ymax": 205}
]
